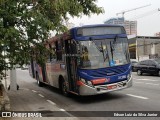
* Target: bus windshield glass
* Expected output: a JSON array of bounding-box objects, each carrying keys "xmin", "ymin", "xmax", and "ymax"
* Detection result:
[{"xmin": 79, "ymin": 37, "xmax": 130, "ymax": 69}]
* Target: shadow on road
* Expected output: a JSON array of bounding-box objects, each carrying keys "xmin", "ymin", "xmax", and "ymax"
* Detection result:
[
  {"xmin": 71, "ymin": 93, "xmax": 126, "ymax": 104},
  {"xmin": 39, "ymin": 83, "xmax": 126, "ymax": 104}
]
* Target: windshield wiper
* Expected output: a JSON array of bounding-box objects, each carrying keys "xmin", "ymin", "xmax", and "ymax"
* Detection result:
[
  {"xmin": 110, "ymin": 35, "xmax": 118, "ymax": 61},
  {"xmin": 89, "ymin": 37, "xmax": 105, "ymax": 61},
  {"xmin": 103, "ymin": 47, "xmax": 110, "ymax": 62},
  {"xmin": 89, "ymin": 37, "xmax": 103, "ymax": 53}
]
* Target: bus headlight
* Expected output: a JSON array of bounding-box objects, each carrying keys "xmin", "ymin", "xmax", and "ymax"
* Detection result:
[
  {"xmin": 80, "ymin": 78, "xmax": 86, "ymax": 83},
  {"xmin": 80, "ymin": 78, "xmax": 93, "ymax": 87},
  {"xmin": 87, "ymin": 81, "xmax": 93, "ymax": 87},
  {"xmin": 127, "ymin": 72, "xmax": 131, "ymax": 80}
]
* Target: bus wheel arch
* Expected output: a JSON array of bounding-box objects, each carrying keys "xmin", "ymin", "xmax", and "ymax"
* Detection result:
[{"xmin": 59, "ymin": 75, "xmax": 69, "ymax": 96}]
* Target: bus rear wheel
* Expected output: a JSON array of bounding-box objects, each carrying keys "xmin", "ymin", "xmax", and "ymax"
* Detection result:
[{"xmin": 36, "ymin": 73, "xmax": 43, "ymax": 87}]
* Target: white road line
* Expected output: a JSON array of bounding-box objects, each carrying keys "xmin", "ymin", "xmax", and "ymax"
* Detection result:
[
  {"xmin": 134, "ymin": 79, "xmax": 158, "ymax": 82},
  {"xmin": 60, "ymin": 109, "xmax": 66, "ymax": 111},
  {"xmin": 145, "ymin": 83, "xmax": 159, "ymax": 86},
  {"xmin": 126, "ymin": 94, "xmax": 149, "ymax": 100},
  {"xmin": 19, "ymin": 88, "xmax": 29, "ymax": 91},
  {"xmin": 46, "ymin": 100, "xmax": 56, "ymax": 105},
  {"xmin": 32, "ymin": 90, "xmax": 37, "ymax": 93},
  {"xmin": 134, "ymin": 82, "xmax": 143, "ymax": 84},
  {"xmin": 38, "ymin": 94, "xmax": 44, "ymax": 98}
]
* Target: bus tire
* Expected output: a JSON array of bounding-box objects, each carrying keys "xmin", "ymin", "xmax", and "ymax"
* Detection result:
[
  {"xmin": 36, "ymin": 73, "xmax": 43, "ymax": 87},
  {"xmin": 59, "ymin": 78, "xmax": 69, "ymax": 96}
]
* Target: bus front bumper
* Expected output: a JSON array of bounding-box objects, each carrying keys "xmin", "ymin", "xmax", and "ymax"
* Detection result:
[{"xmin": 78, "ymin": 76, "xmax": 132, "ymax": 96}]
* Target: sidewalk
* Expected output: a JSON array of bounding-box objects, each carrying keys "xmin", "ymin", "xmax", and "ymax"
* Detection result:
[
  {"xmin": 5, "ymin": 89, "xmax": 79, "ymax": 120},
  {"xmin": 0, "ymin": 70, "xmax": 79, "ymax": 120}
]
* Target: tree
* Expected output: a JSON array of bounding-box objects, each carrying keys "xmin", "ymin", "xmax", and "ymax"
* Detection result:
[{"xmin": 0, "ymin": 0, "xmax": 104, "ymax": 79}]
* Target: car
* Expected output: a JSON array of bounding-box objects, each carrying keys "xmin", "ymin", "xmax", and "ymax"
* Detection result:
[
  {"xmin": 134, "ymin": 59, "xmax": 160, "ymax": 76},
  {"xmin": 131, "ymin": 60, "xmax": 138, "ymax": 72}
]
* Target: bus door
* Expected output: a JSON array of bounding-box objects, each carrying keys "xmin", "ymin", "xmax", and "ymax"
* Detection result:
[{"xmin": 65, "ymin": 40, "xmax": 78, "ymax": 92}]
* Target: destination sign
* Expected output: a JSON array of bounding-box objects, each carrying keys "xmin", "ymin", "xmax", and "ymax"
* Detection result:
[{"xmin": 77, "ymin": 26, "xmax": 125, "ymax": 36}]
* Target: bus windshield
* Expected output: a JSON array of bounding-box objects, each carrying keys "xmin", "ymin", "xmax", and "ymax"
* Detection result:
[{"xmin": 79, "ymin": 37, "xmax": 130, "ymax": 69}]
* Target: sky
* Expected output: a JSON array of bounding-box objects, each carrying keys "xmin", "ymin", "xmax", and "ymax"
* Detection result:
[{"xmin": 69, "ymin": 0, "xmax": 160, "ymax": 36}]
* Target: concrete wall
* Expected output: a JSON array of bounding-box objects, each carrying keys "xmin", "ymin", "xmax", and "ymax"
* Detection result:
[{"xmin": 136, "ymin": 36, "xmax": 160, "ymax": 61}]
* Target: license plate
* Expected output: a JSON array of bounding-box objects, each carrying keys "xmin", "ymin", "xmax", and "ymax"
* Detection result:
[{"xmin": 107, "ymin": 85, "xmax": 117, "ymax": 90}]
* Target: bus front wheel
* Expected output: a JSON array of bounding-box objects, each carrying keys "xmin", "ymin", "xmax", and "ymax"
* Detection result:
[{"xmin": 60, "ymin": 79, "xmax": 69, "ymax": 96}]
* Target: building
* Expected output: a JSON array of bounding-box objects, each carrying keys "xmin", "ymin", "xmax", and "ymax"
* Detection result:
[
  {"xmin": 155, "ymin": 32, "xmax": 160, "ymax": 37},
  {"xmin": 128, "ymin": 36, "xmax": 160, "ymax": 61},
  {"xmin": 124, "ymin": 21, "xmax": 137, "ymax": 35},
  {"xmin": 104, "ymin": 17, "xmax": 125, "ymax": 25},
  {"xmin": 104, "ymin": 17, "xmax": 137, "ymax": 35}
]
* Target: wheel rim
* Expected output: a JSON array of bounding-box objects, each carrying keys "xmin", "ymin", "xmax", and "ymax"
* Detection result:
[{"xmin": 62, "ymin": 82, "xmax": 67, "ymax": 95}]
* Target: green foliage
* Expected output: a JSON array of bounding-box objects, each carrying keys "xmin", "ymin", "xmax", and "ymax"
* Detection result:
[{"xmin": 0, "ymin": 0, "xmax": 104, "ymax": 79}]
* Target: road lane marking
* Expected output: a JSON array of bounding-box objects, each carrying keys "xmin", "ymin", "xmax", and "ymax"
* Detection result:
[
  {"xmin": 145, "ymin": 83, "xmax": 159, "ymax": 86},
  {"xmin": 38, "ymin": 94, "xmax": 44, "ymax": 98},
  {"xmin": 32, "ymin": 90, "xmax": 37, "ymax": 93},
  {"xmin": 46, "ymin": 100, "xmax": 56, "ymax": 105},
  {"xmin": 60, "ymin": 109, "xmax": 66, "ymax": 111},
  {"xmin": 126, "ymin": 94, "xmax": 148, "ymax": 100},
  {"xmin": 60, "ymin": 109, "xmax": 75, "ymax": 117},
  {"xmin": 134, "ymin": 82, "xmax": 144, "ymax": 84},
  {"xmin": 134, "ymin": 79, "xmax": 158, "ymax": 82}
]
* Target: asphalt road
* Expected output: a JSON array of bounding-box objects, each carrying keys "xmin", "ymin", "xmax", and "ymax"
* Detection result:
[{"xmin": 13, "ymin": 69, "xmax": 160, "ymax": 120}]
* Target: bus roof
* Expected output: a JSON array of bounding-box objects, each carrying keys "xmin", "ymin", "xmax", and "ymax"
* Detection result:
[{"xmin": 47, "ymin": 24, "xmax": 126, "ymax": 44}]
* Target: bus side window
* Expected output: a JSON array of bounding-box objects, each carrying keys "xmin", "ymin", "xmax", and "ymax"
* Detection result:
[
  {"xmin": 51, "ymin": 43, "xmax": 57, "ymax": 62},
  {"xmin": 55, "ymin": 41, "xmax": 63, "ymax": 61},
  {"xmin": 48, "ymin": 44, "xmax": 53, "ymax": 62}
]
